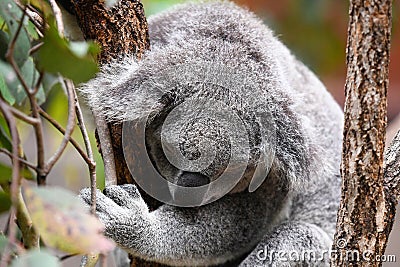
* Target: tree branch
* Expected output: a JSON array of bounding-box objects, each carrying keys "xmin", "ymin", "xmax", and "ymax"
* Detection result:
[
  {"xmin": 45, "ymin": 79, "xmax": 76, "ymax": 172},
  {"xmin": 48, "ymin": 0, "xmax": 65, "ymax": 36},
  {"xmin": 0, "ymin": 97, "xmax": 22, "ymax": 267},
  {"xmin": 0, "ymin": 148, "xmax": 37, "ymax": 171},
  {"xmin": 332, "ymin": 0, "xmax": 393, "ymax": 266},
  {"xmin": 5, "ymin": 6, "xmax": 46, "ymax": 184},
  {"xmin": 73, "ymin": 88, "xmax": 97, "ymax": 214}
]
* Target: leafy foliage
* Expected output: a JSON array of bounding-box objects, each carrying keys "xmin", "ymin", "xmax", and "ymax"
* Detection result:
[
  {"xmin": 0, "ymin": 0, "xmax": 104, "ymax": 265},
  {"xmin": 24, "ymin": 186, "xmax": 115, "ymax": 254},
  {"xmin": 37, "ymin": 23, "xmax": 99, "ymax": 83}
]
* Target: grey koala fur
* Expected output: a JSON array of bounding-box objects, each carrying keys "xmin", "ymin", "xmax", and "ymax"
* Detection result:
[{"xmin": 79, "ymin": 1, "xmax": 344, "ymax": 266}]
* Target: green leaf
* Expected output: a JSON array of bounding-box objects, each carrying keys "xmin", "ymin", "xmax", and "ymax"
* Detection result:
[
  {"xmin": 0, "ymin": 74, "xmax": 15, "ymax": 105},
  {"xmin": 21, "ymin": 165, "xmax": 35, "ymax": 181},
  {"xmin": 24, "ymin": 186, "xmax": 115, "ymax": 254},
  {"xmin": 24, "ymin": 21, "xmax": 39, "ymax": 40},
  {"xmin": 38, "ymin": 24, "xmax": 99, "ymax": 83},
  {"xmin": 0, "ymin": 163, "xmax": 12, "ymax": 184},
  {"xmin": 11, "ymin": 250, "xmax": 60, "ymax": 267},
  {"xmin": 0, "ymin": 30, "xmax": 9, "ymax": 62},
  {"xmin": 0, "ymin": 162, "xmax": 35, "ymax": 183},
  {"xmin": 0, "ymin": 123, "xmax": 12, "ymax": 151},
  {"xmin": 0, "ymin": 60, "xmax": 17, "ymax": 87},
  {"xmin": 0, "ymin": 0, "xmax": 30, "ymax": 67},
  {"xmin": 0, "ymin": 58, "xmax": 45, "ymax": 105},
  {"xmin": 0, "ymin": 116, "xmax": 10, "ymax": 137},
  {"xmin": 0, "ymin": 191, "xmax": 11, "ymax": 213}
]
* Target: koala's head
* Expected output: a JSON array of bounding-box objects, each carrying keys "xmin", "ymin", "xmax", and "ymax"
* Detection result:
[{"xmin": 81, "ymin": 35, "xmax": 318, "ymax": 206}]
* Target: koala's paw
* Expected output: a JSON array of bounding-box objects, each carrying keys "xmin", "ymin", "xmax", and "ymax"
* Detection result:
[{"xmin": 79, "ymin": 184, "xmax": 150, "ymax": 245}]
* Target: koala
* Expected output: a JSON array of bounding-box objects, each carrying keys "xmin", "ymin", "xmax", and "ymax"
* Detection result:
[{"xmin": 77, "ymin": 1, "xmax": 344, "ymax": 266}]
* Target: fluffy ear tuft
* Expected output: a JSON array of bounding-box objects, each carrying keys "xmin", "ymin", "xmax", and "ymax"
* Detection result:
[{"xmin": 78, "ymin": 57, "xmax": 165, "ymax": 123}]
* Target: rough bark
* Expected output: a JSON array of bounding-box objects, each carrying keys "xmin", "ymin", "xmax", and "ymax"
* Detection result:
[
  {"xmin": 331, "ymin": 0, "xmax": 394, "ymax": 266},
  {"xmin": 70, "ymin": 0, "xmax": 164, "ymax": 266}
]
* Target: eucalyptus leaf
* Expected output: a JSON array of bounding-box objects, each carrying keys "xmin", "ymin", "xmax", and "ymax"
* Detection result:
[
  {"xmin": 0, "ymin": 163, "xmax": 12, "ymax": 184},
  {"xmin": 0, "ymin": 30, "xmax": 9, "ymax": 62},
  {"xmin": 24, "ymin": 21, "xmax": 39, "ymax": 40},
  {"xmin": 0, "ymin": 0, "xmax": 30, "ymax": 67},
  {"xmin": 0, "ymin": 191, "xmax": 11, "ymax": 213},
  {"xmin": 0, "ymin": 74, "xmax": 15, "ymax": 105},
  {"xmin": 38, "ymin": 24, "xmax": 99, "ymax": 84},
  {"xmin": 0, "ymin": 58, "xmax": 46, "ymax": 105},
  {"xmin": 24, "ymin": 186, "xmax": 115, "ymax": 254},
  {"xmin": 0, "ymin": 123, "xmax": 12, "ymax": 151}
]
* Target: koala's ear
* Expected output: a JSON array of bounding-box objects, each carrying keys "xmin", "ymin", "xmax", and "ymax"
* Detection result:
[
  {"xmin": 265, "ymin": 104, "xmax": 325, "ymax": 193},
  {"xmin": 79, "ymin": 59, "xmax": 166, "ymax": 123}
]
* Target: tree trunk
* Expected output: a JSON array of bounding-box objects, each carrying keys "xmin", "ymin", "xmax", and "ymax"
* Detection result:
[
  {"xmin": 331, "ymin": 0, "xmax": 394, "ymax": 266},
  {"xmin": 70, "ymin": 0, "xmax": 164, "ymax": 266}
]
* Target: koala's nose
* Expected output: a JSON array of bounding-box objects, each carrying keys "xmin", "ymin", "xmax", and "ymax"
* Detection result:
[
  {"xmin": 176, "ymin": 172, "xmax": 210, "ymax": 187},
  {"xmin": 169, "ymin": 172, "xmax": 210, "ymax": 206}
]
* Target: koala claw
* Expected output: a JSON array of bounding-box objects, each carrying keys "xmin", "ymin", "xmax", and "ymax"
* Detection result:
[{"xmin": 79, "ymin": 185, "xmax": 149, "ymax": 225}]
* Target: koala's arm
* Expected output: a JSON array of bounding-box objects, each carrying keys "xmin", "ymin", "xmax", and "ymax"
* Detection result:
[
  {"xmin": 238, "ymin": 222, "xmax": 332, "ymax": 267},
  {"xmin": 80, "ymin": 184, "xmax": 333, "ymax": 267},
  {"xmin": 80, "ymin": 185, "xmax": 275, "ymax": 266}
]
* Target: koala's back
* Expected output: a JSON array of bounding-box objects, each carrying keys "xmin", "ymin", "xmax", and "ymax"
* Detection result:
[{"xmin": 147, "ymin": 1, "xmax": 343, "ymax": 235}]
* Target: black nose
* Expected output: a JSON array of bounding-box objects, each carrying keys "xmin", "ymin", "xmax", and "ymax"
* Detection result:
[
  {"xmin": 168, "ymin": 172, "xmax": 210, "ymax": 206},
  {"xmin": 176, "ymin": 172, "xmax": 210, "ymax": 187}
]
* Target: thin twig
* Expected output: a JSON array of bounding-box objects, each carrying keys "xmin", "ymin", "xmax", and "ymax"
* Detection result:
[
  {"xmin": 29, "ymin": 42, "xmax": 43, "ymax": 55},
  {"xmin": 59, "ymin": 254, "xmax": 78, "ymax": 261},
  {"xmin": 74, "ymin": 89, "xmax": 97, "ymax": 214},
  {"xmin": 0, "ymin": 148, "xmax": 37, "ymax": 171},
  {"xmin": 32, "ymin": 71, "xmax": 45, "ymax": 96},
  {"xmin": 94, "ymin": 114, "xmax": 117, "ymax": 186},
  {"xmin": 25, "ymin": 9, "xmax": 45, "ymax": 37},
  {"xmin": 14, "ymin": 1, "xmax": 45, "ymax": 37},
  {"xmin": 5, "ymin": 10, "xmax": 31, "ymax": 93},
  {"xmin": 38, "ymin": 108, "xmax": 91, "ymax": 165},
  {"xmin": 0, "ymin": 98, "xmax": 21, "ymax": 267},
  {"xmin": 5, "ymin": 6, "xmax": 46, "ymax": 184},
  {"xmin": 45, "ymin": 79, "xmax": 76, "ymax": 172},
  {"xmin": 48, "ymin": 0, "xmax": 64, "ymax": 36},
  {"xmin": 8, "ymin": 105, "xmax": 40, "ymax": 125},
  {"xmin": 15, "ymin": 189, "xmax": 39, "ymax": 249}
]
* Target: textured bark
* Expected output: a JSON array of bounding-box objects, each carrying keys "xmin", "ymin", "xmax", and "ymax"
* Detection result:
[
  {"xmin": 71, "ymin": 0, "xmax": 149, "ymax": 63},
  {"xmin": 331, "ymin": 0, "xmax": 394, "ymax": 266},
  {"xmin": 70, "ymin": 1, "xmax": 164, "ymax": 266}
]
